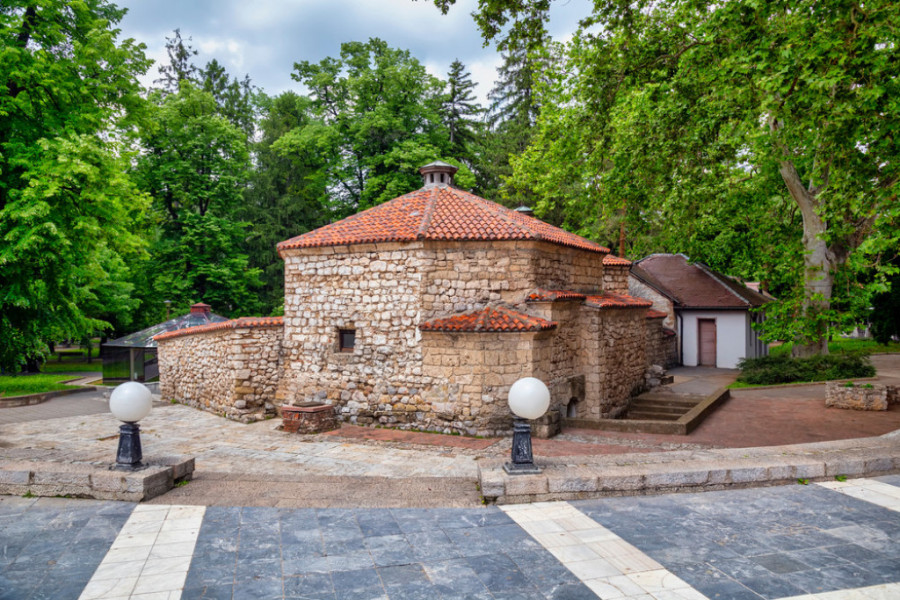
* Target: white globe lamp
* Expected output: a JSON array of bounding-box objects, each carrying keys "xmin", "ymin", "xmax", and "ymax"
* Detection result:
[
  {"xmin": 504, "ymin": 377, "xmax": 550, "ymax": 475},
  {"xmin": 109, "ymin": 381, "xmax": 153, "ymax": 470}
]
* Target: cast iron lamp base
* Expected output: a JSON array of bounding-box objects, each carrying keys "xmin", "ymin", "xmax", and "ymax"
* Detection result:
[
  {"xmin": 112, "ymin": 422, "xmax": 147, "ymax": 471},
  {"xmin": 503, "ymin": 417, "xmax": 542, "ymax": 475}
]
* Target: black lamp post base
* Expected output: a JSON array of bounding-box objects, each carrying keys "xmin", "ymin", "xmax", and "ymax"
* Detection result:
[
  {"xmin": 113, "ymin": 422, "xmax": 146, "ymax": 471},
  {"xmin": 503, "ymin": 461, "xmax": 543, "ymax": 475},
  {"xmin": 504, "ymin": 417, "xmax": 542, "ymax": 475}
]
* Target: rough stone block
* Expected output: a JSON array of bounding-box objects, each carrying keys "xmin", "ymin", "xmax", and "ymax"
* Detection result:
[
  {"xmin": 825, "ymin": 382, "xmax": 888, "ymax": 411},
  {"xmin": 479, "ymin": 468, "xmax": 505, "ymax": 499},
  {"xmin": 793, "ymin": 461, "xmax": 826, "ymax": 480},
  {"xmin": 0, "ymin": 470, "xmax": 32, "ymax": 485},
  {"xmin": 644, "ymin": 469, "xmax": 710, "ymax": 489},
  {"xmin": 546, "ymin": 468, "xmax": 599, "ymax": 493},
  {"xmin": 728, "ymin": 466, "xmax": 768, "ymax": 484},
  {"xmin": 503, "ymin": 473, "xmax": 549, "ymax": 496},
  {"xmin": 824, "ymin": 458, "xmax": 867, "ymax": 477},
  {"xmin": 598, "ymin": 473, "xmax": 645, "ymax": 492}
]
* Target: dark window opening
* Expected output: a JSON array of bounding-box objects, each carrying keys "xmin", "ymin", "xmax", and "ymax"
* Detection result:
[
  {"xmin": 566, "ymin": 398, "xmax": 579, "ymax": 418},
  {"xmin": 440, "ymin": 173, "xmax": 445, "ymax": 183},
  {"xmin": 339, "ymin": 329, "xmax": 356, "ymax": 352}
]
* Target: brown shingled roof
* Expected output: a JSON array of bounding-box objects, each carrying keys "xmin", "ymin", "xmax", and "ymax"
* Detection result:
[
  {"xmin": 632, "ymin": 254, "xmax": 770, "ymax": 309},
  {"xmin": 154, "ymin": 316, "xmax": 283, "ymax": 342},
  {"xmin": 277, "ymin": 186, "xmax": 610, "ymax": 255},
  {"xmin": 419, "ymin": 306, "xmax": 557, "ymax": 333}
]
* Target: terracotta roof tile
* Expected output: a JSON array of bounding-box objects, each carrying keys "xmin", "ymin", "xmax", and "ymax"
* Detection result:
[
  {"xmin": 278, "ymin": 186, "xmax": 610, "ymax": 255},
  {"xmin": 526, "ymin": 289, "xmax": 588, "ymax": 302},
  {"xmin": 646, "ymin": 309, "xmax": 668, "ymax": 319},
  {"xmin": 584, "ymin": 292, "xmax": 653, "ymax": 310},
  {"xmin": 420, "ymin": 306, "xmax": 557, "ymax": 333},
  {"xmin": 154, "ymin": 316, "xmax": 283, "ymax": 342},
  {"xmin": 603, "ymin": 254, "xmax": 632, "ymax": 266}
]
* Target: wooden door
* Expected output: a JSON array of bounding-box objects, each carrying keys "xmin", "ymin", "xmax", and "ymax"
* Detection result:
[{"xmin": 698, "ymin": 319, "xmax": 717, "ymax": 366}]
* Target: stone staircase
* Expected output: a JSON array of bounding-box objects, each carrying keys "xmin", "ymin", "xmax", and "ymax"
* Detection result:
[{"xmin": 624, "ymin": 392, "xmax": 702, "ymax": 421}]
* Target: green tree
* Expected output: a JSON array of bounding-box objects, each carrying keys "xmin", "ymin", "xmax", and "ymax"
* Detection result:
[
  {"xmin": 441, "ymin": 0, "xmax": 900, "ymax": 356},
  {"xmin": 0, "ymin": 0, "xmax": 151, "ymax": 370},
  {"xmin": 240, "ymin": 91, "xmax": 330, "ymax": 313},
  {"xmin": 279, "ymin": 38, "xmax": 451, "ymax": 214},
  {"xmin": 134, "ymin": 83, "xmax": 260, "ymax": 316},
  {"xmin": 441, "ymin": 60, "xmax": 483, "ymax": 166}
]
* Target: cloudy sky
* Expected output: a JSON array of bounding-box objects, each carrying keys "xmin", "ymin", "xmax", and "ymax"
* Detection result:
[{"xmin": 115, "ymin": 0, "xmax": 591, "ymax": 104}]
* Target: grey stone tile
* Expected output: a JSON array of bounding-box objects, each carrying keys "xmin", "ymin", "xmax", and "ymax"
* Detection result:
[
  {"xmin": 827, "ymin": 543, "xmax": 884, "ymax": 564},
  {"xmin": 509, "ymin": 549, "xmax": 580, "ymax": 589},
  {"xmin": 859, "ymin": 557, "xmax": 900, "ymax": 584},
  {"xmin": 233, "ymin": 576, "xmax": 284, "ymax": 599},
  {"xmin": 739, "ymin": 575, "xmax": 807, "ymax": 599},
  {"xmin": 284, "ymin": 572, "xmax": 335, "ymax": 599},
  {"xmin": 544, "ymin": 582, "xmax": 600, "ymax": 600},
  {"xmin": 382, "ymin": 582, "xmax": 441, "ymax": 600},
  {"xmin": 436, "ymin": 507, "xmax": 513, "ymax": 529},
  {"xmin": 465, "ymin": 553, "xmax": 532, "ymax": 592},
  {"xmin": 421, "ymin": 558, "xmax": 491, "ymax": 596},
  {"xmin": 695, "ymin": 581, "xmax": 764, "ymax": 600},
  {"xmin": 789, "ymin": 563, "xmax": 886, "ymax": 594},
  {"xmin": 747, "ymin": 553, "xmax": 811, "ymax": 574},
  {"xmin": 185, "ymin": 564, "xmax": 236, "ymax": 588},
  {"xmin": 284, "ymin": 554, "xmax": 332, "ymax": 576},
  {"xmin": 377, "ymin": 564, "xmax": 427, "ymax": 587},
  {"xmin": 327, "ymin": 551, "xmax": 377, "ymax": 573},
  {"xmin": 364, "ymin": 535, "xmax": 415, "ymax": 568},
  {"xmin": 331, "ymin": 567, "xmax": 386, "ymax": 600},
  {"xmin": 783, "ymin": 547, "xmax": 851, "ymax": 570},
  {"xmin": 235, "ymin": 557, "xmax": 281, "ymax": 583},
  {"xmin": 183, "ymin": 583, "xmax": 235, "ymax": 599},
  {"xmin": 404, "ymin": 530, "xmax": 461, "ymax": 561},
  {"xmin": 356, "ymin": 511, "xmax": 402, "ymax": 538}
]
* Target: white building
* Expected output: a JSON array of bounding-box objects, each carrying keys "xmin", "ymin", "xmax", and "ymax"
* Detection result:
[{"xmin": 629, "ymin": 254, "xmax": 770, "ymax": 368}]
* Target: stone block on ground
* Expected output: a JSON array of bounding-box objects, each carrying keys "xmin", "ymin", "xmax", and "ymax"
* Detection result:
[{"xmin": 826, "ymin": 382, "xmax": 888, "ymax": 411}]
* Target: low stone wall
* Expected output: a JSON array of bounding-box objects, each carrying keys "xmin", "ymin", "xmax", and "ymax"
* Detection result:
[
  {"xmin": 156, "ymin": 318, "xmax": 283, "ymax": 423},
  {"xmin": 825, "ymin": 382, "xmax": 890, "ymax": 411},
  {"xmin": 645, "ymin": 318, "xmax": 678, "ymax": 368}
]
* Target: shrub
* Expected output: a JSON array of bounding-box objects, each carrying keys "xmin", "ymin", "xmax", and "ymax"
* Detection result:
[{"xmin": 737, "ymin": 352, "xmax": 875, "ymax": 386}]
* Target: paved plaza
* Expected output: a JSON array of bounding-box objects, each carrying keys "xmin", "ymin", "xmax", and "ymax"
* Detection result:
[{"xmin": 2, "ymin": 476, "xmax": 900, "ymax": 599}]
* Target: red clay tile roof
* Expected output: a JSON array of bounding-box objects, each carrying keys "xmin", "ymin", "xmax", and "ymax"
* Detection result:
[
  {"xmin": 602, "ymin": 254, "xmax": 632, "ymax": 266},
  {"xmin": 646, "ymin": 309, "xmax": 668, "ymax": 319},
  {"xmin": 662, "ymin": 327, "xmax": 676, "ymax": 337},
  {"xmin": 154, "ymin": 316, "xmax": 283, "ymax": 342},
  {"xmin": 277, "ymin": 186, "xmax": 610, "ymax": 255},
  {"xmin": 584, "ymin": 292, "xmax": 653, "ymax": 310},
  {"xmin": 526, "ymin": 289, "xmax": 588, "ymax": 302},
  {"xmin": 419, "ymin": 306, "xmax": 557, "ymax": 333},
  {"xmin": 632, "ymin": 254, "xmax": 770, "ymax": 309}
]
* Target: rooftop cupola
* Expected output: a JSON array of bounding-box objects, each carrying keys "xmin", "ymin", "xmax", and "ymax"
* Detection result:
[{"xmin": 419, "ymin": 161, "xmax": 458, "ymax": 188}]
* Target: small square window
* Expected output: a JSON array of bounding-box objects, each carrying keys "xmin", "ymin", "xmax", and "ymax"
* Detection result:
[{"xmin": 338, "ymin": 329, "xmax": 356, "ymax": 352}]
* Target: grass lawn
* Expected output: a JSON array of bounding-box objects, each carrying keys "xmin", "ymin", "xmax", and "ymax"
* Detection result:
[
  {"xmin": 769, "ymin": 338, "xmax": 900, "ymax": 357},
  {"xmin": 0, "ymin": 374, "xmax": 80, "ymax": 398}
]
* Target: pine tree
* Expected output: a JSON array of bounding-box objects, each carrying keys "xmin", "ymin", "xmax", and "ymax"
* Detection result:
[{"xmin": 441, "ymin": 60, "xmax": 483, "ymax": 165}]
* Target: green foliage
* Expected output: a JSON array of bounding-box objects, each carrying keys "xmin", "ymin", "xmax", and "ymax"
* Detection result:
[
  {"xmin": 282, "ymin": 38, "xmax": 451, "ymax": 215},
  {"xmin": 870, "ymin": 266, "xmax": 900, "ymax": 345},
  {"xmin": 0, "ymin": 374, "xmax": 80, "ymax": 397},
  {"xmin": 0, "ymin": 1, "xmax": 152, "ymax": 370},
  {"xmin": 133, "ymin": 83, "xmax": 260, "ymax": 317},
  {"xmin": 441, "ymin": 60, "xmax": 484, "ymax": 166},
  {"xmin": 240, "ymin": 91, "xmax": 330, "ymax": 313},
  {"xmin": 736, "ymin": 353, "xmax": 875, "ymax": 386},
  {"xmin": 448, "ymin": 0, "xmax": 900, "ymax": 353}
]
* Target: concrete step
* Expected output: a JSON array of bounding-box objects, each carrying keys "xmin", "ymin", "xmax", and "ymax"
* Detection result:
[
  {"xmin": 627, "ymin": 402, "xmax": 691, "ymax": 415},
  {"xmin": 625, "ymin": 410, "xmax": 682, "ymax": 421}
]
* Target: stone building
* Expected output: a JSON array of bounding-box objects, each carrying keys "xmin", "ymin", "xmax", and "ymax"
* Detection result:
[{"xmin": 157, "ymin": 162, "xmax": 674, "ymax": 435}]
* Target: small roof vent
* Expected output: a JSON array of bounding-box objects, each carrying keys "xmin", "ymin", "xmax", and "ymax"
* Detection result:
[
  {"xmin": 419, "ymin": 161, "xmax": 458, "ymax": 188},
  {"xmin": 190, "ymin": 302, "xmax": 211, "ymax": 315},
  {"xmin": 514, "ymin": 205, "xmax": 534, "ymax": 217}
]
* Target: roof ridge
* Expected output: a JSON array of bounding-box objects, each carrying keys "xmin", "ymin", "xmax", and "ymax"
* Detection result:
[
  {"xmin": 695, "ymin": 262, "xmax": 750, "ymax": 306},
  {"xmin": 416, "ymin": 188, "xmax": 440, "ymax": 240}
]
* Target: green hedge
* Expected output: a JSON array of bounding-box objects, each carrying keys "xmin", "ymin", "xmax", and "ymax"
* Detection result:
[{"xmin": 737, "ymin": 352, "xmax": 876, "ymax": 386}]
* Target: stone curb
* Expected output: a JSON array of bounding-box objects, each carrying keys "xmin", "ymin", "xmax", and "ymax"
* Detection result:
[
  {"xmin": 729, "ymin": 376, "xmax": 880, "ymax": 392},
  {"xmin": 478, "ymin": 430, "xmax": 900, "ymax": 504},
  {"xmin": 0, "ymin": 456, "xmax": 194, "ymax": 502},
  {"xmin": 0, "ymin": 386, "xmax": 98, "ymax": 408}
]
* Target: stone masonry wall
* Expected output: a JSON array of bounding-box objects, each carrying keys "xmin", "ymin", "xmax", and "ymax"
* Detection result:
[
  {"xmin": 629, "ymin": 275, "xmax": 675, "ymax": 330},
  {"xmin": 278, "ymin": 243, "xmax": 435, "ymax": 429},
  {"xmin": 602, "ymin": 264, "xmax": 630, "ymax": 295},
  {"xmin": 157, "ymin": 325, "xmax": 283, "ymax": 422},
  {"xmin": 421, "ymin": 330, "xmax": 554, "ymax": 436},
  {"xmin": 646, "ymin": 318, "xmax": 678, "ymax": 368},
  {"xmin": 420, "ymin": 241, "xmax": 607, "ymax": 319},
  {"xmin": 577, "ymin": 308, "xmax": 648, "ymax": 419}
]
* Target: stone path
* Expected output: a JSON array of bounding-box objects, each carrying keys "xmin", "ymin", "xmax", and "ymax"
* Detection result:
[{"xmin": 4, "ymin": 477, "xmax": 900, "ymax": 599}]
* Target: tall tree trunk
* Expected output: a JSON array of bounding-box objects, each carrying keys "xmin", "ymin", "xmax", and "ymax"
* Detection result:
[{"xmin": 779, "ymin": 160, "xmax": 832, "ymax": 357}]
